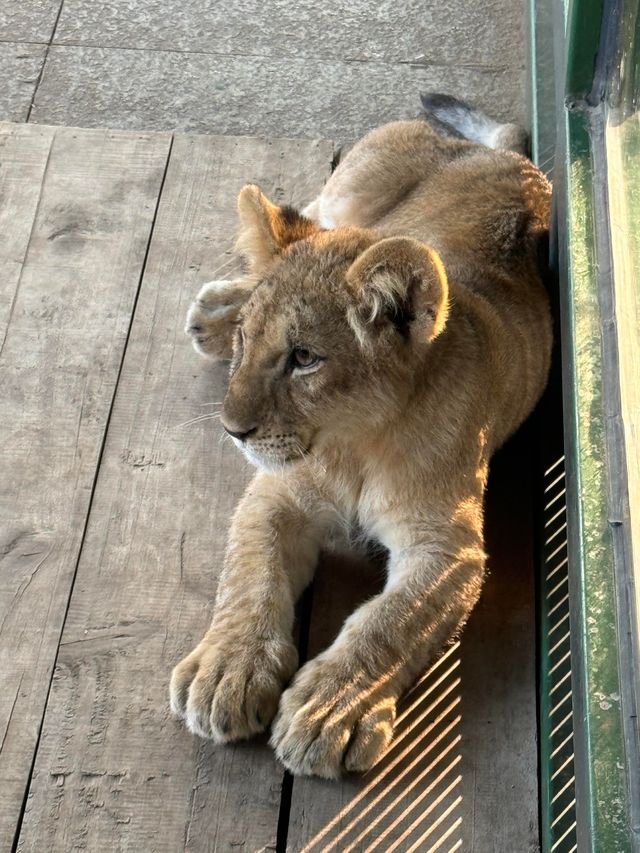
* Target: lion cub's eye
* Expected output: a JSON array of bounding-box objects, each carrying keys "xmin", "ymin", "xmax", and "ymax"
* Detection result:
[{"xmin": 289, "ymin": 347, "xmax": 323, "ymax": 373}]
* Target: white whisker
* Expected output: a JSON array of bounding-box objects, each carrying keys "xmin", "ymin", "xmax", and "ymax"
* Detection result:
[
  {"xmin": 218, "ymin": 431, "xmax": 235, "ymax": 450},
  {"xmin": 205, "ymin": 254, "xmax": 243, "ymax": 280},
  {"xmin": 175, "ymin": 413, "xmax": 222, "ymax": 428},
  {"xmin": 292, "ymin": 440, "xmax": 307, "ymax": 465},
  {"xmin": 308, "ymin": 447, "xmax": 327, "ymax": 475}
]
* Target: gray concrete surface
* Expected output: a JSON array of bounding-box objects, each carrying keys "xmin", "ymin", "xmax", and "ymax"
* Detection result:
[
  {"xmin": 32, "ymin": 45, "xmax": 522, "ymax": 140},
  {"xmin": 0, "ymin": 43, "xmax": 46, "ymax": 120},
  {"xmin": 0, "ymin": 0, "xmax": 59, "ymax": 42},
  {"xmin": 0, "ymin": 0, "xmax": 526, "ymax": 139}
]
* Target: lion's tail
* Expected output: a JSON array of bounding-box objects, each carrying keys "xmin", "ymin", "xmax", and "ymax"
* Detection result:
[{"xmin": 419, "ymin": 92, "xmax": 528, "ymax": 155}]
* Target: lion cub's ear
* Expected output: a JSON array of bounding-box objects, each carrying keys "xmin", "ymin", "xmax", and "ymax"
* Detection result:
[
  {"xmin": 236, "ymin": 184, "xmax": 318, "ymax": 272},
  {"xmin": 346, "ymin": 237, "xmax": 449, "ymax": 347}
]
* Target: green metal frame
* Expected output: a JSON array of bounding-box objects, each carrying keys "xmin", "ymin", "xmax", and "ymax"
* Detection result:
[
  {"xmin": 530, "ymin": 0, "xmax": 640, "ymax": 849},
  {"xmin": 530, "ymin": 2, "xmax": 580, "ymax": 850},
  {"xmin": 560, "ymin": 105, "xmax": 632, "ymax": 853}
]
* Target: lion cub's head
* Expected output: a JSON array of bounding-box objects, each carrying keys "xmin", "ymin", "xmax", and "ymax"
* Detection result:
[{"xmin": 219, "ymin": 185, "xmax": 449, "ymax": 470}]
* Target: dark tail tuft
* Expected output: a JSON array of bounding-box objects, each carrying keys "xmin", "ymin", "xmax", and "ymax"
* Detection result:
[{"xmin": 420, "ymin": 92, "xmax": 529, "ymax": 155}]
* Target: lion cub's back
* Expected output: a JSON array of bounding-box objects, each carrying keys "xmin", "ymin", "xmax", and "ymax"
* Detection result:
[
  {"xmin": 314, "ymin": 118, "xmax": 553, "ymax": 444},
  {"xmin": 368, "ymin": 129, "xmax": 553, "ymax": 445},
  {"xmin": 378, "ymin": 142, "xmax": 551, "ymax": 284}
]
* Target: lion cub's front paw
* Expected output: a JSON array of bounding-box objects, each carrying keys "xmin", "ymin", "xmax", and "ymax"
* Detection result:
[
  {"xmin": 185, "ymin": 279, "xmax": 250, "ymax": 360},
  {"xmin": 271, "ymin": 654, "xmax": 396, "ymax": 778},
  {"xmin": 170, "ymin": 635, "xmax": 298, "ymax": 742}
]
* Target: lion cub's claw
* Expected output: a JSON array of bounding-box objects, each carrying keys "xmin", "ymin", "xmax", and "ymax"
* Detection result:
[
  {"xmin": 185, "ymin": 279, "xmax": 248, "ymax": 360},
  {"xmin": 170, "ymin": 636, "xmax": 298, "ymax": 743},
  {"xmin": 270, "ymin": 655, "xmax": 396, "ymax": 778}
]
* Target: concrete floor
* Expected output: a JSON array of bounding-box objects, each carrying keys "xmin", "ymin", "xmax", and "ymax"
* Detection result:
[{"xmin": 0, "ymin": 0, "xmax": 527, "ymax": 140}]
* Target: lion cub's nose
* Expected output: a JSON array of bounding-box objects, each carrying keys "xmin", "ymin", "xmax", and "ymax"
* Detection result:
[{"xmin": 221, "ymin": 422, "xmax": 258, "ymax": 442}]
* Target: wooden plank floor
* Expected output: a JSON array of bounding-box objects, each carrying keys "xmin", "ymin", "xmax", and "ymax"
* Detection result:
[
  {"xmin": 1, "ymin": 122, "xmax": 539, "ymax": 852},
  {"xmin": 0, "ymin": 122, "xmax": 171, "ymax": 849}
]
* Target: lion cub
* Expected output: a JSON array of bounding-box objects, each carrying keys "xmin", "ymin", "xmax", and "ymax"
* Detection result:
[{"xmin": 170, "ymin": 95, "xmax": 552, "ymax": 779}]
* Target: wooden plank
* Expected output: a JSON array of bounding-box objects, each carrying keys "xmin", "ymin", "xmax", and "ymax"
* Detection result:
[
  {"xmin": 0, "ymin": 123, "xmax": 55, "ymax": 339},
  {"xmin": 0, "ymin": 124, "xmax": 171, "ymax": 851},
  {"xmin": 16, "ymin": 134, "xmax": 333, "ymax": 852},
  {"xmin": 286, "ymin": 429, "xmax": 539, "ymax": 852}
]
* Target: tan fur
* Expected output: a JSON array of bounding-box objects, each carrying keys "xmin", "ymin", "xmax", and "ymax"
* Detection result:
[{"xmin": 171, "ymin": 118, "xmax": 552, "ymax": 778}]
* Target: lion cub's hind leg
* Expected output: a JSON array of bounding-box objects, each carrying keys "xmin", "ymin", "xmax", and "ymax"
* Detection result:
[
  {"xmin": 303, "ymin": 120, "xmax": 455, "ymax": 230},
  {"xmin": 185, "ymin": 278, "xmax": 253, "ymax": 360}
]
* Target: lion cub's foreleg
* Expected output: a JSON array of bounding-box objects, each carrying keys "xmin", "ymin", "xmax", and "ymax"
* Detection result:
[
  {"xmin": 170, "ymin": 472, "xmax": 324, "ymax": 741},
  {"xmin": 271, "ymin": 533, "xmax": 486, "ymax": 778}
]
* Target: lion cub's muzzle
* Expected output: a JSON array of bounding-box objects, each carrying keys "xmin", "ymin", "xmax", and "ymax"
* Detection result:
[
  {"xmin": 239, "ymin": 434, "xmax": 309, "ymax": 470},
  {"xmin": 221, "ymin": 418, "xmax": 310, "ymax": 470}
]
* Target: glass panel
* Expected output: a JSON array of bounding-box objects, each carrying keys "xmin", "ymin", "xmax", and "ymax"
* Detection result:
[
  {"xmin": 606, "ymin": 106, "xmax": 640, "ymax": 641},
  {"xmin": 607, "ymin": 0, "xmax": 640, "ymax": 656}
]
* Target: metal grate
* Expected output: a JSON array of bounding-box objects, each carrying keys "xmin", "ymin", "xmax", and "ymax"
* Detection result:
[{"xmin": 539, "ymin": 455, "xmax": 578, "ymax": 853}]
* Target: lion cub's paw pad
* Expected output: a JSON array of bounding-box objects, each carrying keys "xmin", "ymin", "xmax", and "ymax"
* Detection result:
[{"xmin": 170, "ymin": 637, "xmax": 298, "ymax": 742}]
